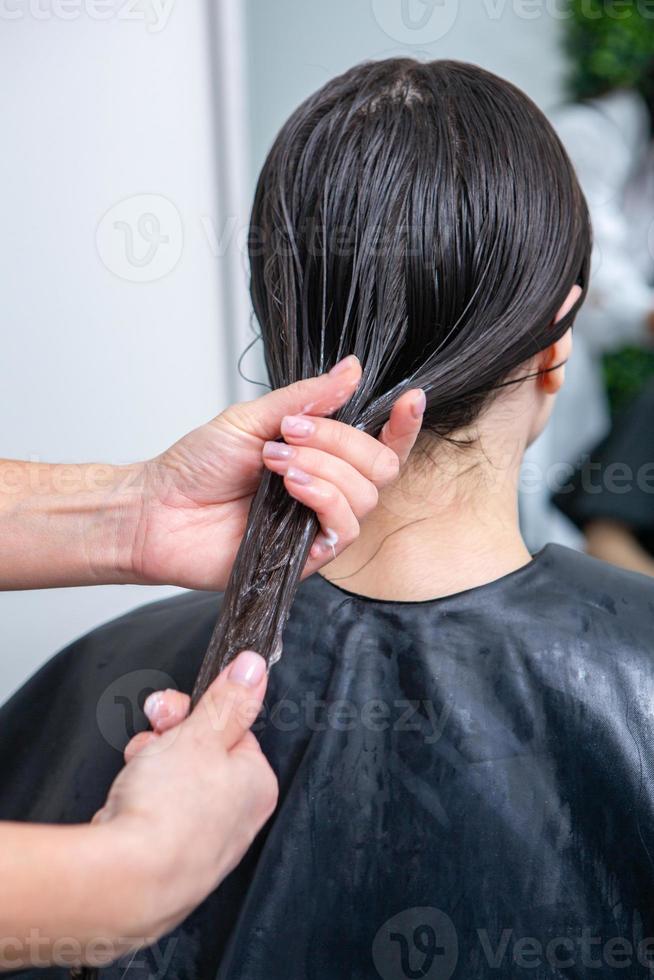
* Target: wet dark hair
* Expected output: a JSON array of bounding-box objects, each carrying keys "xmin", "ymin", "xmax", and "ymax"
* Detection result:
[{"xmin": 191, "ymin": 58, "xmax": 591, "ymax": 701}]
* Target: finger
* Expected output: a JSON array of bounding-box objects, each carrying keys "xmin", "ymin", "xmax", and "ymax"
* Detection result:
[
  {"xmin": 379, "ymin": 389, "xmax": 425, "ymax": 465},
  {"xmin": 229, "ymin": 355, "xmax": 362, "ymax": 442},
  {"xmin": 189, "ymin": 650, "xmax": 268, "ymax": 752},
  {"xmin": 281, "ymin": 469, "xmax": 359, "ymax": 561},
  {"xmin": 229, "ymin": 729, "xmax": 264, "ymax": 758},
  {"xmin": 263, "ymin": 445, "xmax": 378, "ymax": 520},
  {"xmin": 229, "ymin": 748, "xmax": 279, "ymax": 816},
  {"xmin": 218, "ymin": 752, "xmax": 280, "ymax": 871},
  {"xmin": 279, "ymin": 416, "xmax": 400, "ymax": 488},
  {"xmin": 124, "ymin": 730, "xmax": 158, "ymax": 763},
  {"xmin": 143, "ymin": 689, "xmax": 191, "ymax": 733}
]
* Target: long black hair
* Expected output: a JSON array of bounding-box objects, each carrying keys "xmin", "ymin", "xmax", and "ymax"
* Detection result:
[{"xmin": 192, "ymin": 58, "xmax": 591, "ymax": 700}]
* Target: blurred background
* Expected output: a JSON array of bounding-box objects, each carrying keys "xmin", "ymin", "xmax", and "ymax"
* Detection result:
[{"xmin": 1, "ymin": 0, "xmax": 653, "ymax": 701}]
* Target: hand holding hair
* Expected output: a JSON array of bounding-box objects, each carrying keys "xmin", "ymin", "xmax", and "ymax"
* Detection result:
[
  {"xmin": 0, "ymin": 650, "xmax": 276, "ymax": 972},
  {"xmin": 0, "ymin": 355, "xmax": 421, "ymax": 591},
  {"xmin": 136, "ymin": 353, "xmax": 423, "ymax": 588},
  {"xmin": 260, "ymin": 365, "xmax": 425, "ymax": 570}
]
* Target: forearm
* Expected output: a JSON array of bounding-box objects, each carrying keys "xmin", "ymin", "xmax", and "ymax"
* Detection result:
[
  {"xmin": 0, "ymin": 821, "xmax": 154, "ymax": 971},
  {"xmin": 0, "ymin": 460, "xmax": 142, "ymax": 589}
]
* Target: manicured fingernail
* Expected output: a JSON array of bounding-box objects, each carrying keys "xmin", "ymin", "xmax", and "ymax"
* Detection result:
[
  {"xmin": 144, "ymin": 691, "xmax": 170, "ymax": 725},
  {"xmin": 229, "ymin": 650, "xmax": 266, "ymax": 687},
  {"xmin": 329, "ymin": 354, "xmax": 359, "ymax": 377},
  {"xmin": 281, "ymin": 415, "xmax": 315, "ymax": 437},
  {"xmin": 263, "ymin": 441, "xmax": 294, "ymax": 460},
  {"xmin": 411, "ymin": 390, "xmax": 426, "ymax": 419},
  {"xmin": 287, "ymin": 466, "xmax": 312, "ymax": 485}
]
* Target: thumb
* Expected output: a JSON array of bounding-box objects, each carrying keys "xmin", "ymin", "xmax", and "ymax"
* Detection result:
[
  {"xmin": 189, "ymin": 650, "xmax": 268, "ymax": 751},
  {"xmin": 230, "ymin": 355, "xmax": 361, "ymax": 441}
]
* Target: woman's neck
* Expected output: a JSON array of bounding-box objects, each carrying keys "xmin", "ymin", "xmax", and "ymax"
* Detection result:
[{"xmin": 321, "ymin": 435, "xmax": 532, "ymax": 601}]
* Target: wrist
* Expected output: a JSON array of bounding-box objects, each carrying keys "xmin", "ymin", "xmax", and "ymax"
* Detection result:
[
  {"xmin": 37, "ymin": 461, "xmax": 148, "ymax": 587},
  {"xmin": 0, "ymin": 821, "xmax": 160, "ymax": 970},
  {"xmin": 0, "ymin": 459, "xmax": 146, "ymax": 588},
  {"xmin": 96, "ymin": 814, "xmax": 199, "ymax": 943},
  {"xmin": 88, "ymin": 462, "xmax": 148, "ymax": 586},
  {"xmin": 80, "ymin": 819, "xmax": 172, "ymax": 952}
]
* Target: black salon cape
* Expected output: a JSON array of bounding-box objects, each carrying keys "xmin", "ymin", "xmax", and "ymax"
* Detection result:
[{"xmin": 2, "ymin": 544, "xmax": 654, "ymax": 980}]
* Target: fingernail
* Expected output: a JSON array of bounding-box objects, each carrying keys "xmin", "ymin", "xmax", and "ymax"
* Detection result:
[
  {"xmin": 329, "ymin": 354, "xmax": 359, "ymax": 377},
  {"xmin": 287, "ymin": 466, "xmax": 312, "ymax": 485},
  {"xmin": 229, "ymin": 650, "xmax": 266, "ymax": 687},
  {"xmin": 144, "ymin": 691, "xmax": 170, "ymax": 725},
  {"xmin": 281, "ymin": 415, "xmax": 315, "ymax": 437},
  {"xmin": 263, "ymin": 441, "xmax": 294, "ymax": 460},
  {"xmin": 411, "ymin": 390, "xmax": 426, "ymax": 419}
]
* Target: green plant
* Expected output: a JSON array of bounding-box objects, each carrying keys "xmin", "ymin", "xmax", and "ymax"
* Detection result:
[
  {"xmin": 564, "ymin": 0, "xmax": 654, "ymax": 101},
  {"xmin": 602, "ymin": 346, "xmax": 654, "ymax": 414},
  {"xmin": 564, "ymin": 0, "xmax": 654, "ymax": 413}
]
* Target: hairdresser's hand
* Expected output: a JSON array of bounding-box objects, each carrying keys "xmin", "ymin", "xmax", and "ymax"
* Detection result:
[
  {"xmin": 0, "ymin": 356, "xmax": 422, "ymax": 590},
  {"xmin": 0, "ymin": 651, "xmax": 275, "ymax": 971},
  {"xmin": 129, "ymin": 355, "xmax": 424, "ymax": 589},
  {"xmin": 87, "ymin": 651, "xmax": 276, "ymax": 964}
]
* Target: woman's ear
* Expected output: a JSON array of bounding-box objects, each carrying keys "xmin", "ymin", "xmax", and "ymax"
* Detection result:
[
  {"xmin": 538, "ymin": 328, "xmax": 573, "ymax": 394},
  {"xmin": 537, "ymin": 285, "xmax": 580, "ymax": 394}
]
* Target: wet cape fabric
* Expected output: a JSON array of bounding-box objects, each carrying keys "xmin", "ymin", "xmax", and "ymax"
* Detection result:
[{"xmin": 2, "ymin": 544, "xmax": 654, "ymax": 979}]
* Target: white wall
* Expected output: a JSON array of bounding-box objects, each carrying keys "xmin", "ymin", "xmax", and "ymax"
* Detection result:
[
  {"xmin": 245, "ymin": 0, "xmax": 569, "ymax": 176},
  {"xmin": 0, "ymin": 0, "xmax": 244, "ymax": 701}
]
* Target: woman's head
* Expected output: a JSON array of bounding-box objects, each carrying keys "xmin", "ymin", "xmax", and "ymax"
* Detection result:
[
  {"xmin": 193, "ymin": 59, "xmax": 591, "ymax": 691},
  {"xmin": 249, "ymin": 58, "xmax": 590, "ymax": 447}
]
